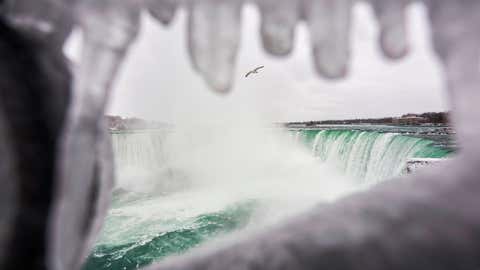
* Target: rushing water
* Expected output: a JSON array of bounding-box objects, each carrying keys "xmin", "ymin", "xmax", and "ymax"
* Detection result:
[
  {"xmin": 84, "ymin": 126, "xmax": 453, "ymax": 270},
  {"xmin": 293, "ymin": 128, "xmax": 452, "ymax": 183}
]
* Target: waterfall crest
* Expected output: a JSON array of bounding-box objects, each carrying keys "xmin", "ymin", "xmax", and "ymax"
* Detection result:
[{"xmin": 294, "ymin": 129, "xmax": 451, "ymax": 182}]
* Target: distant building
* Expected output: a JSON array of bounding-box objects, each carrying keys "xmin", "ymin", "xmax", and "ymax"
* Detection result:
[
  {"xmin": 393, "ymin": 115, "xmax": 428, "ymax": 125},
  {"xmin": 104, "ymin": 115, "xmax": 171, "ymax": 131}
]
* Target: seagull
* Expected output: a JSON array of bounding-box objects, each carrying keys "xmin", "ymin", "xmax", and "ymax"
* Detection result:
[{"xmin": 245, "ymin": 65, "xmax": 264, "ymax": 78}]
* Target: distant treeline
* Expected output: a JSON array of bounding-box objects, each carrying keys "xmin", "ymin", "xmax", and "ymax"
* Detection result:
[
  {"xmin": 286, "ymin": 112, "xmax": 450, "ymax": 126},
  {"xmin": 416, "ymin": 112, "xmax": 449, "ymax": 124}
]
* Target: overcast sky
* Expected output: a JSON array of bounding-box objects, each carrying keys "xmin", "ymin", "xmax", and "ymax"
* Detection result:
[{"xmin": 67, "ymin": 2, "xmax": 449, "ymax": 123}]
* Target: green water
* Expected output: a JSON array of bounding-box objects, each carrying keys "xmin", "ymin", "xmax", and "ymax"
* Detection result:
[
  {"xmin": 83, "ymin": 199, "xmax": 256, "ymax": 270},
  {"xmin": 293, "ymin": 129, "xmax": 452, "ymax": 182},
  {"xmin": 84, "ymin": 127, "xmax": 453, "ymax": 270}
]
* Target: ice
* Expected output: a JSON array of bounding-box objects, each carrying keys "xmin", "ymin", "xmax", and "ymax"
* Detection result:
[
  {"xmin": 78, "ymin": 122, "xmax": 115, "ymax": 261},
  {"xmin": 0, "ymin": 108, "xmax": 16, "ymax": 267},
  {"xmin": 371, "ymin": 0, "xmax": 409, "ymax": 59},
  {"xmin": 256, "ymin": 0, "xmax": 300, "ymax": 56},
  {"xmin": 2, "ymin": 1, "xmax": 480, "ymax": 270},
  {"xmin": 3, "ymin": 0, "xmax": 77, "ymax": 48},
  {"xmin": 145, "ymin": 0, "xmax": 178, "ymax": 25},
  {"xmin": 187, "ymin": 0, "xmax": 243, "ymax": 93},
  {"xmin": 48, "ymin": 1, "xmax": 141, "ymax": 270},
  {"xmin": 303, "ymin": 0, "xmax": 352, "ymax": 78},
  {"xmin": 426, "ymin": 0, "xmax": 480, "ymax": 152}
]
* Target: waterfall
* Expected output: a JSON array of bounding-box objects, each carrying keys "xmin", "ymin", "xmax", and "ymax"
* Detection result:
[
  {"xmin": 90, "ymin": 127, "xmax": 452, "ymax": 270},
  {"xmin": 293, "ymin": 129, "xmax": 451, "ymax": 183},
  {"xmin": 112, "ymin": 128, "xmax": 451, "ymax": 186},
  {"xmin": 110, "ymin": 130, "xmax": 188, "ymax": 194},
  {"xmin": 111, "ymin": 130, "xmax": 169, "ymax": 170}
]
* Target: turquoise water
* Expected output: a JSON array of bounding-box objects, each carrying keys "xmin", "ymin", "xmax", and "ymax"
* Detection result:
[
  {"xmin": 83, "ymin": 198, "xmax": 256, "ymax": 270},
  {"xmin": 84, "ymin": 127, "xmax": 453, "ymax": 270},
  {"xmin": 293, "ymin": 129, "xmax": 452, "ymax": 183}
]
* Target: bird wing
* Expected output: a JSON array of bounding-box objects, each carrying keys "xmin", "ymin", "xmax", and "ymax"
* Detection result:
[
  {"xmin": 245, "ymin": 66, "xmax": 264, "ymax": 77},
  {"xmin": 254, "ymin": 65, "xmax": 264, "ymax": 72}
]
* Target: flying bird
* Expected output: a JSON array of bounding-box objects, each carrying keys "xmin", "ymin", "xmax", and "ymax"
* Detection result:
[{"xmin": 245, "ymin": 65, "xmax": 264, "ymax": 78}]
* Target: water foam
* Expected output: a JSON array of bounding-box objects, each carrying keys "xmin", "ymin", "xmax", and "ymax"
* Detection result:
[
  {"xmin": 85, "ymin": 125, "xmax": 451, "ymax": 270},
  {"xmin": 85, "ymin": 124, "xmax": 356, "ymax": 270}
]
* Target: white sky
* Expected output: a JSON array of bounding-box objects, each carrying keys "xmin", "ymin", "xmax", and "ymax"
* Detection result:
[{"xmin": 66, "ymin": 2, "xmax": 449, "ymax": 123}]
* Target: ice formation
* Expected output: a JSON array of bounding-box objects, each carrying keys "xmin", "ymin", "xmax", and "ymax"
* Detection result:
[{"xmin": 0, "ymin": 0, "xmax": 479, "ymax": 270}]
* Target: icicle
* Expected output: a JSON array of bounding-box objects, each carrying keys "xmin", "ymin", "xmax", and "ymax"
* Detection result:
[
  {"xmin": 371, "ymin": 0, "xmax": 409, "ymax": 59},
  {"xmin": 427, "ymin": 0, "xmax": 480, "ymax": 153},
  {"xmin": 256, "ymin": 0, "xmax": 300, "ymax": 56},
  {"xmin": 78, "ymin": 123, "xmax": 115, "ymax": 262},
  {"xmin": 145, "ymin": 0, "xmax": 178, "ymax": 26},
  {"xmin": 303, "ymin": 0, "xmax": 352, "ymax": 79},
  {"xmin": 48, "ymin": 1, "xmax": 141, "ymax": 270},
  {"xmin": 187, "ymin": 0, "xmax": 243, "ymax": 93}
]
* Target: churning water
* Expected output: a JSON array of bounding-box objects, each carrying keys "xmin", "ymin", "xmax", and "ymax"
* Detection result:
[{"xmin": 84, "ymin": 125, "xmax": 452, "ymax": 270}]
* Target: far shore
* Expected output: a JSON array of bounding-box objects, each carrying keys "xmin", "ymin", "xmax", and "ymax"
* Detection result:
[{"xmin": 106, "ymin": 112, "xmax": 451, "ymax": 132}]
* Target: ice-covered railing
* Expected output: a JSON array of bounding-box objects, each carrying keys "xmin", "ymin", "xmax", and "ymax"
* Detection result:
[{"xmin": 0, "ymin": 0, "xmax": 479, "ymax": 270}]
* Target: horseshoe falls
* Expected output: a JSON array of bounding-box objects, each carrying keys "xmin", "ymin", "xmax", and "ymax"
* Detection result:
[
  {"xmin": 295, "ymin": 129, "xmax": 452, "ymax": 183},
  {"xmin": 84, "ymin": 126, "xmax": 452, "ymax": 270}
]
